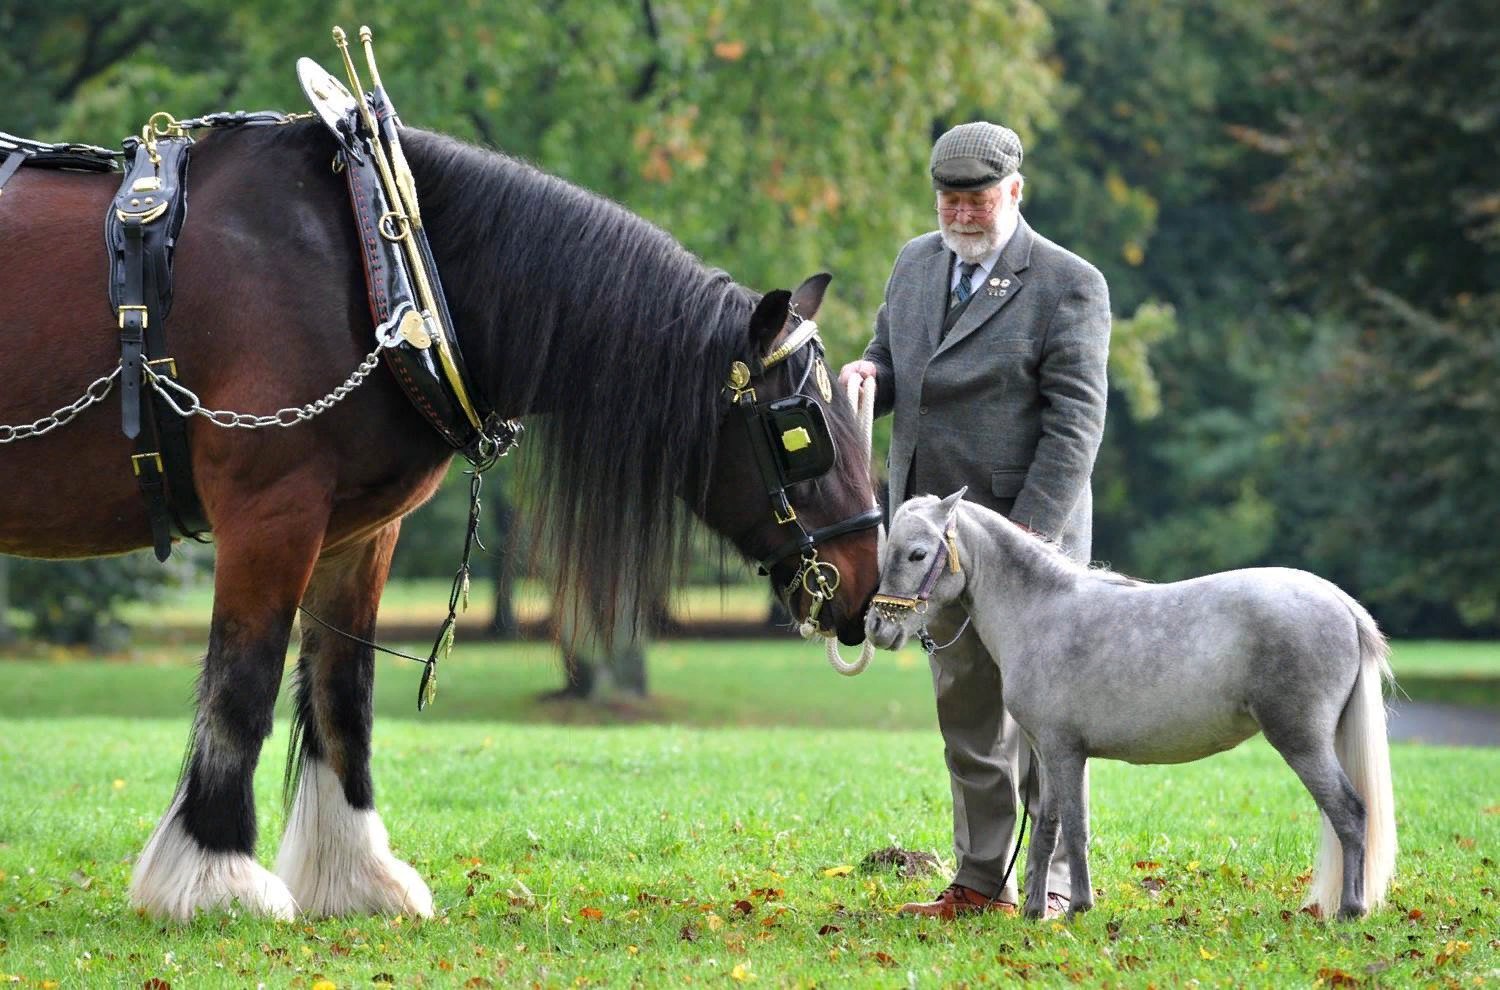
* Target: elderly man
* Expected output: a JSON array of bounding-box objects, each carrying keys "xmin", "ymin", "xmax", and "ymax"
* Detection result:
[{"xmin": 841, "ymin": 122, "xmax": 1111, "ymax": 919}]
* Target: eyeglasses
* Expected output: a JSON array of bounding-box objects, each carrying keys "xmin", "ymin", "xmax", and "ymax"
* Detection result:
[{"xmin": 935, "ymin": 201, "xmax": 1000, "ymax": 220}]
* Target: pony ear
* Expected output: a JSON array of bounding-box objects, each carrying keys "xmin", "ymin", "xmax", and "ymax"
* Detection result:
[
  {"xmin": 789, "ymin": 272, "xmax": 832, "ymax": 320},
  {"xmin": 937, "ymin": 487, "xmax": 968, "ymax": 523},
  {"xmin": 749, "ymin": 289, "xmax": 792, "ymax": 351}
]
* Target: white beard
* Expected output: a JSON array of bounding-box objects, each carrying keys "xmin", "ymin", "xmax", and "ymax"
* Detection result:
[{"xmin": 939, "ymin": 204, "xmax": 1019, "ymax": 264}]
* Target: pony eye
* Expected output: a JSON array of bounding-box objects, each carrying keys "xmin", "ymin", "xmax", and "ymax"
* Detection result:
[{"xmin": 908, "ymin": 548, "xmax": 927, "ymax": 562}]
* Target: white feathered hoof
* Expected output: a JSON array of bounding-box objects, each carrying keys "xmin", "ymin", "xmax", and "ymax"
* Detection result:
[
  {"xmin": 129, "ymin": 798, "xmax": 297, "ymax": 922},
  {"xmin": 276, "ymin": 759, "xmax": 435, "ymax": 918}
]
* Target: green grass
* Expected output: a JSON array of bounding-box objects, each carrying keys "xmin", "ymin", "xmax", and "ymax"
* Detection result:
[{"xmin": 0, "ymin": 641, "xmax": 1497, "ymax": 987}]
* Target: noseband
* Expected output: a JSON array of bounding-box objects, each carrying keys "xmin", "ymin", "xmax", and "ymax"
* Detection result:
[
  {"xmin": 724, "ymin": 316, "xmax": 883, "ymax": 627},
  {"xmin": 870, "ymin": 522, "xmax": 962, "ymax": 620}
]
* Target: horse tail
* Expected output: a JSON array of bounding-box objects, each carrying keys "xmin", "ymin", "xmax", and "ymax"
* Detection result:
[{"xmin": 1307, "ymin": 590, "xmax": 1397, "ymax": 917}]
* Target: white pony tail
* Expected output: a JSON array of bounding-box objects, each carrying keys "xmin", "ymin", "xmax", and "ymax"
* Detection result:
[{"xmin": 1307, "ymin": 600, "xmax": 1397, "ymax": 917}]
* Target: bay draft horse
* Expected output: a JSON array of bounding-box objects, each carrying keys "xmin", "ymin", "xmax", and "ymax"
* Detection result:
[{"xmin": 0, "ymin": 120, "xmax": 880, "ymax": 920}]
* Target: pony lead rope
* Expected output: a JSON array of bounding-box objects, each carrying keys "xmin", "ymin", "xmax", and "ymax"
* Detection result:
[{"xmin": 802, "ymin": 374, "xmax": 880, "ymax": 676}]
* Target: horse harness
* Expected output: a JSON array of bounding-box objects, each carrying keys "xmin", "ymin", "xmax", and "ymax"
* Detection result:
[
  {"xmin": 0, "ymin": 41, "xmax": 518, "ymax": 562},
  {"xmin": 723, "ymin": 319, "xmax": 882, "ymax": 627}
]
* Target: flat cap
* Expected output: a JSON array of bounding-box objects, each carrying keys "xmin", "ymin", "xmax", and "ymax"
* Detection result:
[{"xmin": 930, "ymin": 121, "xmax": 1023, "ymax": 191}]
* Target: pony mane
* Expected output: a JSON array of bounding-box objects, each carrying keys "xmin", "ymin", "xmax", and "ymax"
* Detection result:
[
  {"xmin": 396, "ymin": 128, "xmax": 765, "ymax": 620},
  {"xmin": 905, "ymin": 495, "xmax": 1148, "ymax": 591}
]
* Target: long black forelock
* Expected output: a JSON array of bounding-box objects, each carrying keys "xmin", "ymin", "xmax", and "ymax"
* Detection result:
[{"xmin": 396, "ymin": 128, "xmax": 765, "ymax": 625}]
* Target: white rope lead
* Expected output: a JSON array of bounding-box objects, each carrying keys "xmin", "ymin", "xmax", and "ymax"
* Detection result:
[{"xmin": 813, "ymin": 373, "xmax": 881, "ymax": 676}]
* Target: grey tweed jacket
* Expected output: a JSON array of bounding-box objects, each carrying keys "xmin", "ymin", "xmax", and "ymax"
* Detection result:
[{"xmin": 863, "ymin": 217, "xmax": 1110, "ymax": 561}]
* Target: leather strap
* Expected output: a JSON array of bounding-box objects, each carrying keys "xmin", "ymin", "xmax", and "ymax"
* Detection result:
[
  {"xmin": 758, "ymin": 506, "xmax": 883, "ymax": 575},
  {"xmin": 0, "ymin": 148, "xmax": 33, "ymax": 197}
]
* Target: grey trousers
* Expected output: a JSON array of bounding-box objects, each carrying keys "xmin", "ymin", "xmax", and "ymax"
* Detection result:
[{"xmin": 925, "ymin": 602, "xmax": 1086, "ymax": 901}]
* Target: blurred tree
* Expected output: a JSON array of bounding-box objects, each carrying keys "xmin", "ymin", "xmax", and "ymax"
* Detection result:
[
  {"xmin": 1263, "ymin": 0, "xmax": 1500, "ymax": 633},
  {"xmin": 1023, "ymin": 0, "xmax": 1299, "ymax": 581},
  {"xmin": 6, "ymin": 550, "xmax": 198, "ymax": 647}
]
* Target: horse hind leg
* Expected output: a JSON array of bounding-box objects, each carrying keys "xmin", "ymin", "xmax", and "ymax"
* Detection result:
[
  {"xmin": 275, "ymin": 522, "xmax": 434, "ymax": 918},
  {"xmin": 1262, "ymin": 718, "xmax": 1367, "ymax": 919},
  {"xmin": 129, "ymin": 521, "xmax": 325, "ymax": 921}
]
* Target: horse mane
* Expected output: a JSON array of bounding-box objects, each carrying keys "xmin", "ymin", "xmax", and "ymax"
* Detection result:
[{"xmin": 391, "ymin": 128, "xmax": 765, "ymax": 620}]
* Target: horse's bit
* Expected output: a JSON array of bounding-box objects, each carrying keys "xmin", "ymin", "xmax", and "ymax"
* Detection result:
[
  {"xmin": 870, "ymin": 520, "xmax": 969, "ymax": 654},
  {"xmin": 723, "ymin": 316, "xmax": 883, "ymax": 629}
]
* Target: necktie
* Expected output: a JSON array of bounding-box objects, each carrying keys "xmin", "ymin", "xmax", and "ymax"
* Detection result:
[{"xmin": 951, "ymin": 261, "xmax": 979, "ymax": 309}]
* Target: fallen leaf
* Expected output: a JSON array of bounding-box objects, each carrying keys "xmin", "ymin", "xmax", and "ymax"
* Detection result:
[
  {"xmin": 371, "ymin": 976, "xmax": 396, "ymax": 987},
  {"xmin": 1453, "ymin": 834, "xmax": 1476, "ymax": 850},
  {"xmin": 578, "ymin": 906, "xmax": 604, "ymax": 921},
  {"xmin": 1198, "ymin": 947, "xmax": 1216, "ymax": 960},
  {"xmin": 869, "ymin": 951, "xmax": 896, "ymax": 967},
  {"xmin": 822, "ymin": 865, "xmax": 854, "ymax": 878},
  {"xmin": 141, "ymin": 981, "xmax": 171, "ymax": 990},
  {"xmin": 1483, "ymin": 805, "xmax": 1500, "ymax": 815},
  {"xmin": 733, "ymin": 899, "xmax": 754, "ymax": 915},
  {"xmin": 817, "ymin": 924, "xmax": 842, "ymax": 936},
  {"xmin": 729, "ymin": 962, "xmax": 753, "ymax": 982},
  {"xmin": 1118, "ymin": 955, "xmax": 1145, "ymax": 971},
  {"xmin": 1407, "ymin": 908, "xmax": 1424, "ymax": 921},
  {"xmin": 678, "ymin": 925, "xmax": 698, "ymax": 942},
  {"xmin": 713, "ymin": 41, "xmax": 747, "ymax": 61},
  {"xmin": 1132, "ymin": 860, "xmax": 1160, "ymax": 870},
  {"xmin": 1435, "ymin": 940, "xmax": 1471, "ymax": 966},
  {"xmin": 1315, "ymin": 967, "xmax": 1357, "ymax": 986},
  {"xmin": 1140, "ymin": 876, "xmax": 1165, "ymax": 894}
]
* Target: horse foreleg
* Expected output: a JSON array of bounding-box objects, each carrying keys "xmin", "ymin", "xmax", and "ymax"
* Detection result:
[
  {"xmin": 1021, "ymin": 751, "xmax": 1060, "ymax": 920},
  {"xmin": 276, "ymin": 522, "xmax": 434, "ymax": 918},
  {"xmin": 1049, "ymin": 749, "xmax": 1092, "ymax": 916},
  {"xmin": 130, "ymin": 522, "xmax": 323, "ymax": 921}
]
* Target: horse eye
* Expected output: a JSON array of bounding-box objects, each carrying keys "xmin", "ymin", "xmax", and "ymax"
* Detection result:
[{"xmin": 908, "ymin": 548, "xmax": 927, "ymax": 562}]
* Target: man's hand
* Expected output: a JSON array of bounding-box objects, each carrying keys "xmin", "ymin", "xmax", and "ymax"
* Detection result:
[{"xmin": 839, "ymin": 360, "xmax": 879, "ymax": 390}]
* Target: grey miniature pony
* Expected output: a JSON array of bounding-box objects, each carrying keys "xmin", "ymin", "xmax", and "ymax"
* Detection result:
[{"xmin": 866, "ymin": 490, "xmax": 1397, "ymax": 920}]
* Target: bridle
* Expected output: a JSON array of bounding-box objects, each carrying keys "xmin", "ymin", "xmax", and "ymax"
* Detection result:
[
  {"xmin": 723, "ymin": 314, "xmax": 883, "ymax": 631},
  {"xmin": 870, "ymin": 519, "xmax": 965, "ymax": 654}
]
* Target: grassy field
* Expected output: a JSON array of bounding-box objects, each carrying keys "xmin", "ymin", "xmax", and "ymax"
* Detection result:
[{"xmin": 0, "ymin": 640, "xmax": 1497, "ymax": 987}]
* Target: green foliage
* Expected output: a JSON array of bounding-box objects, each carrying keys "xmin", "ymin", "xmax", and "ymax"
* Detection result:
[
  {"xmin": 4, "ymin": 550, "xmax": 200, "ymax": 647},
  {"xmin": 1267, "ymin": 0, "xmax": 1500, "ymax": 633}
]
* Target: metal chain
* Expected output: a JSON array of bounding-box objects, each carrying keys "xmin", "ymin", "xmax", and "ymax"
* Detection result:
[
  {"xmin": 0, "ymin": 368, "xmax": 121, "ymax": 443},
  {"xmin": 146, "ymin": 345, "xmax": 385, "ymax": 429}
]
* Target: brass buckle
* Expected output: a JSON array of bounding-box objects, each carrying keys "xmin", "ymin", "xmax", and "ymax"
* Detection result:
[
  {"xmin": 117, "ymin": 305, "xmax": 149, "ymax": 330},
  {"xmin": 147, "ymin": 357, "xmax": 178, "ymax": 379},
  {"xmin": 131, "ymin": 452, "xmax": 164, "ymax": 476},
  {"xmin": 774, "ymin": 504, "xmax": 797, "ymax": 525}
]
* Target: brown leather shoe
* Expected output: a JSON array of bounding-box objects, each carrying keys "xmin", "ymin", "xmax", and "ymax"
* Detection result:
[{"xmin": 897, "ymin": 883, "xmax": 1018, "ymax": 919}]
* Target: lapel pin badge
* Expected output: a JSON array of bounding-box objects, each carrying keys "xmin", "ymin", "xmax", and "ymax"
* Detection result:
[{"xmin": 986, "ymin": 276, "xmax": 1002, "ymax": 297}]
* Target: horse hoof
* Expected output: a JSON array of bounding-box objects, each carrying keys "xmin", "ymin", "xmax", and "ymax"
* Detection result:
[
  {"xmin": 1336, "ymin": 903, "xmax": 1366, "ymax": 921},
  {"xmin": 130, "ymin": 810, "xmax": 297, "ymax": 921},
  {"xmin": 277, "ymin": 760, "xmax": 436, "ymax": 919}
]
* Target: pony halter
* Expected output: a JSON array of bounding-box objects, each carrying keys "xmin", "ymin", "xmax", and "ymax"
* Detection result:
[{"xmin": 871, "ymin": 522, "xmax": 962, "ymax": 621}]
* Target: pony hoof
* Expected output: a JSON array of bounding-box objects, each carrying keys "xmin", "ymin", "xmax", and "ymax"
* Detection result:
[{"xmin": 1336, "ymin": 904, "xmax": 1366, "ymax": 921}]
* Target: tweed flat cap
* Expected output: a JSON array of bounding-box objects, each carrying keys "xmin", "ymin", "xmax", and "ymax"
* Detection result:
[{"xmin": 930, "ymin": 122, "xmax": 1023, "ymax": 191}]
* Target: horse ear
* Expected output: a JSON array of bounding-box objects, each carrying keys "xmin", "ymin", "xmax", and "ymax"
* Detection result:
[
  {"xmin": 749, "ymin": 289, "xmax": 792, "ymax": 350},
  {"xmin": 938, "ymin": 487, "xmax": 968, "ymax": 523},
  {"xmin": 789, "ymin": 272, "xmax": 832, "ymax": 320}
]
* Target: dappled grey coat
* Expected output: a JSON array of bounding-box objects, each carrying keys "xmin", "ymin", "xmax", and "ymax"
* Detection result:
[{"xmin": 862, "ymin": 217, "xmax": 1110, "ymax": 561}]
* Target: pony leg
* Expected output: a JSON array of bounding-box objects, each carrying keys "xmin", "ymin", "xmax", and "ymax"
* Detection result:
[
  {"xmin": 1049, "ymin": 749, "xmax": 1093, "ymax": 915},
  {"xmin": 276, "ymin": 523, "xmax": 434, "ymax": 918},
  {"xmin": 1021, "ymin": 753, "xmax": 1059, "ymax": 920},
  {"xmin": 129, "ymin": 523, "xmax": 322, "ymax": 921},
  {"xmin": 1265, "ymin": 727, "xmax": 1367, "ymax": 919}
]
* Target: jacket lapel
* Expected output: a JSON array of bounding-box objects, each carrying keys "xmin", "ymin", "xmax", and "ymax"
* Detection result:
[
  {"xmin": 934, "ymin": 217, "xmax": 1036, "ymax": 357},
  {"xmin": 918, "ymin": 246, "xmax": 952, "ymax": 352}
]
